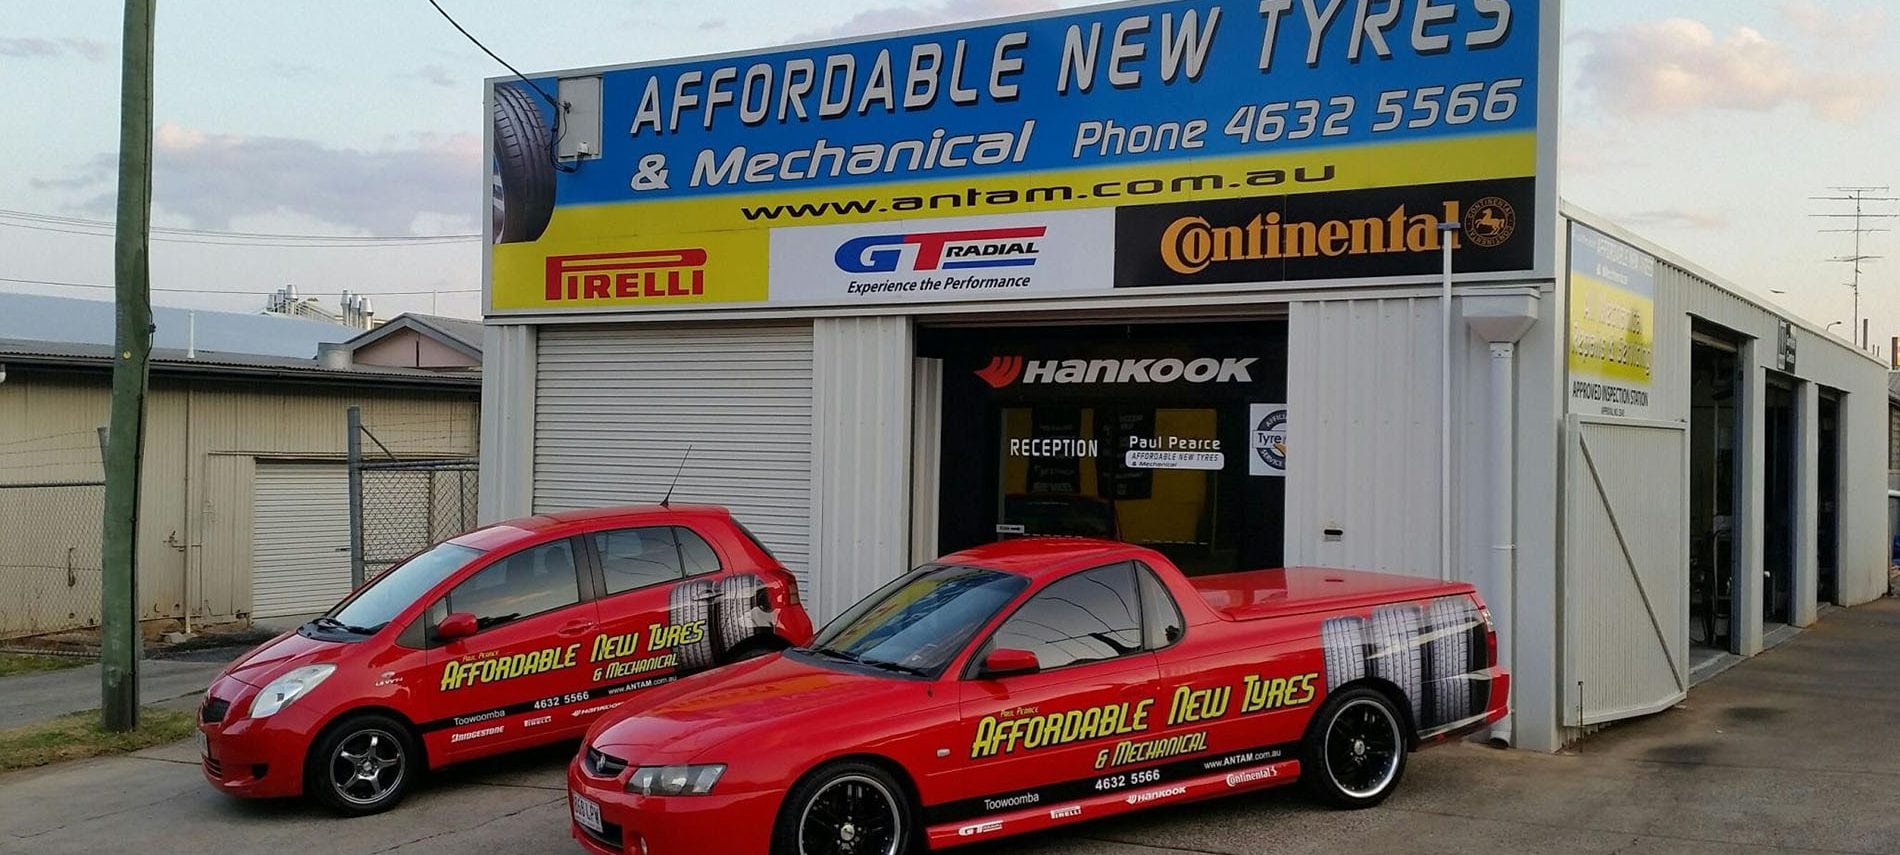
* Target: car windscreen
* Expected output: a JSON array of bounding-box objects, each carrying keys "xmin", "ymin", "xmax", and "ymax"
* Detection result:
[
  {"xmin": 328, "ymin": 542, "xmax": 484, "ymax": 633},
  {"xmin": 808, "ymin": 564, "xmax": 1027, "ymax": 677}
]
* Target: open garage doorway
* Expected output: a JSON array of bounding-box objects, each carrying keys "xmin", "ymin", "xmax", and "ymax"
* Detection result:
[
  {"xmin": 1818, "ymin": 389, "xmax": 1842, "ymax": 606},
  {"xmin": 1689, "ymin": 327, "xmax": 1742, "ymax": 655},
  {"xmin": 1763, "ymin": 375, "xmax": 1798, "ymax": 628}
]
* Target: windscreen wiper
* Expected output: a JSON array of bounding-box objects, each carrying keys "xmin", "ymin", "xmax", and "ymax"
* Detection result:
[
  {"xmin": 311, "ymin": 616, "xmax": 377, "ymax": 635},
  {"xmin": 858, "ymin": 658, "xmax": 929, "ymax": 677}
]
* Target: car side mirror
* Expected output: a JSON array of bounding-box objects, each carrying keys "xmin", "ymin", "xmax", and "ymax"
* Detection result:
[
  {"xmin": 980, "ymin": 647, "xmax": 1040, "ymax": 678},
  {"xmin": 437, "ymin": 612, "xmax": 479, "ymax": 642}
]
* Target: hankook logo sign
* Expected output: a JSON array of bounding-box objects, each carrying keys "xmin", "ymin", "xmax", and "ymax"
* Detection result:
[{"xmin": 977, "ymin": 356, "xmax": 1259, "ymax": 389}]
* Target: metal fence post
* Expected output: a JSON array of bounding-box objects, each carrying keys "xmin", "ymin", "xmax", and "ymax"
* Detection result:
[{"xmin": 347, "ymin": 406, "xmax": 366, "ymax": 589}]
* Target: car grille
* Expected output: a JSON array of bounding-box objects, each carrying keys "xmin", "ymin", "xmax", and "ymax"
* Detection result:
[
  {"xmin": 583, "ymin": 747, "xmax": 628, "ymax": 778},
  {"xmin": 200, "ymin": 697, "xmax": 230, "ymax": 724}
]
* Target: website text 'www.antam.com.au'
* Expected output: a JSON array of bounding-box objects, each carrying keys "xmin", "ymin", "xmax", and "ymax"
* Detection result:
[{"xmin": 734, "ymin": 167, "xmax": 1336, "ymax": 222}]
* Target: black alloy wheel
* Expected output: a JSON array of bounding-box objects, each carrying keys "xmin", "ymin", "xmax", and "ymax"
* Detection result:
[
  {"xmin": 773, "ymin": 762, "xmax": 914, "ymax": 855},
  {"xmin": 1300, "ymin": 686, "xmax": 1409, "ymax": 809}
]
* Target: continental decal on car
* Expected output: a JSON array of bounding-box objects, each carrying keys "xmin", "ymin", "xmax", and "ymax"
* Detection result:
[{"xmin": 973, "ymin": 670, "xmax": 1321, "ymax": 761}]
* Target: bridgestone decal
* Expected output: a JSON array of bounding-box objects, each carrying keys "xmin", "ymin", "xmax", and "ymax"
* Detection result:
[{"xmin": 922, "ymin": 742, "xmax": 1298, "ymax": 826}]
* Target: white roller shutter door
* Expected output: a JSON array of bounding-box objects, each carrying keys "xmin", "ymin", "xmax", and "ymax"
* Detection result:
[
  {"xmin": 252, "ymin": 463, "xmax": 353, "ymax": 618},
  {"xmin": 534, "ymin": 323, "xmax": 814, "ymax": 587}
]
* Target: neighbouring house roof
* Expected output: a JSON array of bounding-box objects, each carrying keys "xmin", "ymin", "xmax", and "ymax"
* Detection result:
[
  {"xmin": 0, "ymin": 338, "xmax": 480, "ymax": 389},
  {"xmin": 0, "ymin": 292, "xmax": 358, "ymax": 359},
  {"xmin": 342, "ymin": 312, "xmax": 484, "ymax": 362}
]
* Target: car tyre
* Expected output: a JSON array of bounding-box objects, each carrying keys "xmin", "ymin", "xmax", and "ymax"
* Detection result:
[
  {"xmin": 772, "ymin": 761, "xmax": 916, "ymax": 855},
  {"xmin": 306, "ymin": 713, "xmax": 418, "ymax": 817},
  {"xmin": 1299, "ymin": 686, "xmax": 1409, "ymax": 810}
]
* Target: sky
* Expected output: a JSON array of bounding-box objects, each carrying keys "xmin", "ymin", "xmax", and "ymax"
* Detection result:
[{"xmin": 2, "ymin": 0, "xmax": 1896, "ymax": 345}]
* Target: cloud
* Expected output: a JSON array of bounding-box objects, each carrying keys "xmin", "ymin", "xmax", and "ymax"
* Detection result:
[
  {"xmin": 401, "ymin": 63, "xmax": 459, "ymax": 88},
  {"xmin": 799, "ymin": 0, "xmax": 1058, "ymax": 41},
  {"xmin": 0, "ymin": 36, "xmax": 108, "ymax": 61},
  {"xmin": 1780, "ymin": 1, "xmax": 1888, "ymax": 49},
  {"xmin": 1614, "ymin": 208, "xmax": 1732, "ymax": 231},
  {"xmin": 1573, "ymin": 18, "xmax": 1885, "ymax": 122},
  {"xmin": 36, "ymin": 124, "xmax": 482, "ymax": 235}
]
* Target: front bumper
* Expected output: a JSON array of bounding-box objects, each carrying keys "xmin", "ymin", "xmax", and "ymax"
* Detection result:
[
  {"xmin": 198, "ymin": 677, "xmax": 322, "ymax": 799},
  {"xmin": 567, "ymin": 756, "xmax": 779, "ymax": 855}
]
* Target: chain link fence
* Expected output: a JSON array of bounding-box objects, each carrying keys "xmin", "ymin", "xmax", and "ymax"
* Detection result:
[
  {"xmin": 0, "ymin": 482, "xmax": 105, "ymax": 641},
  {"xmin": 355, "ymin": 460, "xmax": 480, "ymax": 581}
]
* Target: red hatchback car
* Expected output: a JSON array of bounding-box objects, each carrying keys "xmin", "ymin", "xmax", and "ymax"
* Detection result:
[{"xmin": 197, "ymin": 505, "xmax": 813, "ymax": 815}]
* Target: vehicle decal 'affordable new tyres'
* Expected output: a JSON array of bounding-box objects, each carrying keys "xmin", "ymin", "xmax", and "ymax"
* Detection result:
[
  {"xmin": 1320, "ymin": 615, "xmax": 1366, "ymax": 691},
  {"xmin": 714, "ymin": 574, "xmax": 773, "ymax": 652},
  {"xmin": 1366, "ymin": 605, "xmax": 1426, "ymax": 727},
  {"xmin": 669, "ymin": 580, "xmax": 718, "ymax": 671},
  {"xmin": 490, "ymin": 84, "xmax": 554, "ymax": 244}
]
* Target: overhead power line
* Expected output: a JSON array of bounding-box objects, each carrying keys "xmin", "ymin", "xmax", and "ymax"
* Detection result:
[
  {"xmin": 423, "ymin": 0, "xmax": 559, "ymax": 107},
  {"xmin": 0, "ymin": 209, "xmax": 479, "ymax": 246},
  {"xmin": 0, "ymin": 274, "xmax": 479, "ymax": 296}
]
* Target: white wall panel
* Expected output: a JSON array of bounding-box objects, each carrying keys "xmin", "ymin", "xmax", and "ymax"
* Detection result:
[{"xmin": 812, "ymin": 317, "xmax": 914, "ymax": 623}]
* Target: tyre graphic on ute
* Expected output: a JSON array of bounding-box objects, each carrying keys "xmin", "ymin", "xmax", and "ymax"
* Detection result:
[
  {"xmin": 490, "ymin": 83, "xmax": 554, "ymax": 244},
  {"xmin": 668, "ymin": 580, "xmax": 718, "ymax": 671},
  {"xmin": 1320, "ymin": 615, "xmax": 1367, "ymax": 690},
  {"xmin": 1424, "ymin": 596, "xmax": 1479, "ymax": 729},
  {"xmin": 1366, "ymin": 605, "xmax": 1426, "ymax": 727}
]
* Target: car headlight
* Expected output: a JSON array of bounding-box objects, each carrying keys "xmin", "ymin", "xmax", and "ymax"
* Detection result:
[
  {"xmin": 250, "ymin": 665, "xmax": 337, "ymax": 718},
  {"xmin": 625, "ymin": 764, "xmax": 726, "ymax": 796}
]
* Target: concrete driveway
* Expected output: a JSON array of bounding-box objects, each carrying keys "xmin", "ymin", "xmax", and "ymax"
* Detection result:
[{"xmin": 4, "ymin": 599, "xmax": 1898, "ymax": 855}]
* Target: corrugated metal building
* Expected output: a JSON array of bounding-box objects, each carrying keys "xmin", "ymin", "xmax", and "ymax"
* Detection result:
[
  {"xmin": 0, "ymin": 324, "xmax": 479, "ymax": 636},
  {"xmin": 474, "ymin": 1, "xmax": 1888, "ymax": 753}
]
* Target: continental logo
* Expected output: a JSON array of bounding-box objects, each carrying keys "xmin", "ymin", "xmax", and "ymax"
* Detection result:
[
  {"xmin": 1159, "ymin": 202, "xmax": 1473, "ymax": 276},
  {"xmin": 544, "ymin": 249, "xmax": 708, "ymax": 301},
  {"xmin": 1464, "ymin": 197, "xmax": 1517, "ymax": 248}
]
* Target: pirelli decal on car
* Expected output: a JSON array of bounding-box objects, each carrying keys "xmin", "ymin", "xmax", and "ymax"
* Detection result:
[{"xmin": 924, "ymin": 743, "xmax": 1300, "ymax": 826}]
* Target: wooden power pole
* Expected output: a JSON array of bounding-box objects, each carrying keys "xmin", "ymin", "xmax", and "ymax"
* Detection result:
[{"xmin": 101, "ymin": 0, "xmax": 156, "ymax": 732}]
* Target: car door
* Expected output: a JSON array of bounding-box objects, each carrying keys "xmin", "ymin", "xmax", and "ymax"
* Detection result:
[
  {"xmin": 944, "ymin": 562, "xmax": 1160, "ymax": 827},
  {"xmin": 583, "ymin": 525, "xmax": 714, "ymax": 698},
  {"xmin": 423, "ymin": 536, "xmax": 599, "ymax": 759}
]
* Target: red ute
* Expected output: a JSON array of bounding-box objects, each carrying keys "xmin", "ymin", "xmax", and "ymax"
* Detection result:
[
  {"xmin": 567, "ymin": 539, "xmax": 1508, "ymax": 854},
  {"xmin": 197, "ymin": 505, "xmax": 814, "ymax": 815}
]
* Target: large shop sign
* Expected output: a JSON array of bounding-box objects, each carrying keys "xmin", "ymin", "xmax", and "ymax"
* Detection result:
[{"xmin": 488, "ymin": 0, "xmax": 1553, "ymax": 315}]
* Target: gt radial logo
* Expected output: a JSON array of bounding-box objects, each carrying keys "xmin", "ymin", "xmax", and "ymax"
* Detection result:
[
  {"xmin": 976, "ymin": 356, "xmax": 1258, "ymax": 389},
  {"xmin": 835, "ymin": 227, "xmax": 1045, "ymax": 274},
  {"xmin": 976, "ymin": 356, "xmax": 1026, "ymax": 389}
]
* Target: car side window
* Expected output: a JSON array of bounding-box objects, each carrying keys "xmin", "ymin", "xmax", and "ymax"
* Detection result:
[
  {"xmin": 595, "ymin": 527, "xmax": 686, "ymax": 594},
  {"xmin": 675, "ymin": 527, "xmax": 722, "ymax": 576},
  {"xmin": 1137, "ymin": 563, "xmax": 1185, "ymax": 649},
  {"xmin": 987, "ymin": 561, "xmax": 1143, "ymax": 672},
  {"xmin": 445, "ymin": 539, "xmax": 581, "ymax": 631}
]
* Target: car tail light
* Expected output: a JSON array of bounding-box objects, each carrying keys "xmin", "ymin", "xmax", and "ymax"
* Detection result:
[{"xmin": 784, "ymin": 579, "xmax": 801, "ymax": 607}]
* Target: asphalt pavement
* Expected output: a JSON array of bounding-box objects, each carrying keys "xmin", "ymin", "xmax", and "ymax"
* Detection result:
[
  {"xmin": 0, "ymin": 654, "xmax": 236, "ymax": 729},
  {"xmin": 3, "ymin": 598, "xmax": 1898, "ymax": 855}
]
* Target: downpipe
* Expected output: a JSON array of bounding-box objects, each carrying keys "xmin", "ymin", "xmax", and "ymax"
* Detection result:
[{"xmin": 1488, "ymin": 341, "xmax": 1517, "ymax": 745}]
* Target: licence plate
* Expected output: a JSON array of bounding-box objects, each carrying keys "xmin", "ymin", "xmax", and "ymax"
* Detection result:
[
  {"xmin": 196, "ymin": 730, "xmax": 208, "ymax": 758},
  {"xmin": 571, "ymin": 793, "xmax": 604, "ymax": 834}
]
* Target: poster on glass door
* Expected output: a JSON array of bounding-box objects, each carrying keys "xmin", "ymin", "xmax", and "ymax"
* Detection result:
[{"xmin": 1251, "ymin": 404, "xmax": 1288, "ymax": 477}]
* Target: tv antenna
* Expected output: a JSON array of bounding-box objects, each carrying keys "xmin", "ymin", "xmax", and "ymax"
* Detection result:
[
  {"xmin": 660, "ymin": 444, "xmax": 693, "ymax": 507},
  {"xmin": 1811, "ymin": 186, "xmax": 1899, "ymax": 349}
]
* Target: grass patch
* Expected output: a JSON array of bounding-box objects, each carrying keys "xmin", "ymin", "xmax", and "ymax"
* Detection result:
[
  {"xmin": 0, "ymin": 707, "xmax": 198, "ymax": 773},
  {"xmin": 0, "ymin": 653, "xmax": 91, "ymax": 678}
]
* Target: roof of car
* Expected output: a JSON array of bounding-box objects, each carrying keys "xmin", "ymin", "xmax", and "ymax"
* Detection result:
[
  {"xmin": 450, "ymin": 505, "xmax": 733, "ymax": 549},
  {"xmin": 937, "ymin": 537, "xmax": 1138, "ymax": 575}
]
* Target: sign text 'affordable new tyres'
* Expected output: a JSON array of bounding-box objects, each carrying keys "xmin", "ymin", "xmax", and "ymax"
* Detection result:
[{"xmin": 488, "ymin": 0, "xmax": 1549, "ymax": 313}]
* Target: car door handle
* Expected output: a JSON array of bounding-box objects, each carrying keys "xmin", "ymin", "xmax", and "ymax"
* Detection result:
[{"xmin": 558, "ymin": 620, "xmax": 595, "ymax": 637}]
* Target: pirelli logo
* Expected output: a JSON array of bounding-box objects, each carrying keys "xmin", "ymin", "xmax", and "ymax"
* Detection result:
[{"xmin": 545, "ymin": 249, "xmax": 708, "ymax": 302}]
